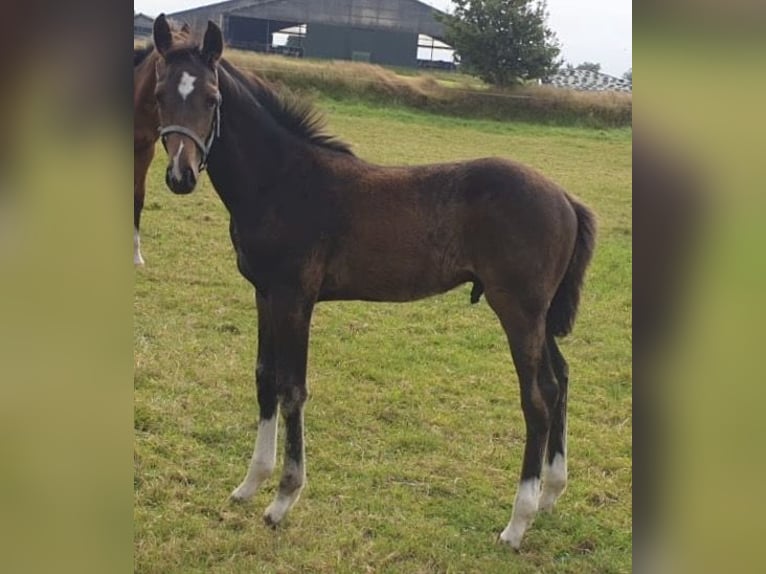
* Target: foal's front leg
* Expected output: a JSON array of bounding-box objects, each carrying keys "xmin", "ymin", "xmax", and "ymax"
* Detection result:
[
  {"xmin": 231, "ymin": 292, "xmax": 278, "ymax": 501},
  {"xmin": 263, "ymin": 292, "xmax": 314, "ymax": 526},
  {"xmin": 133, "ymin": 142, "xmax": 153, "ymax": 266}
]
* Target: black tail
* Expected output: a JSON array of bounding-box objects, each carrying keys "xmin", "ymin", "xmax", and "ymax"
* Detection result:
[{"xmin": 547, "ymin": 197, "xmax": 597, "ymax": 337}]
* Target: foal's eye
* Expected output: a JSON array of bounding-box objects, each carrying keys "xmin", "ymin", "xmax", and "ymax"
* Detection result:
[
  {"xmin": 155, "ymin": 93, "xmax": 165, "ymax": 105},
  {"xmin": 206, "ymin": 96, "xmax": 219, "ymax": 109}
]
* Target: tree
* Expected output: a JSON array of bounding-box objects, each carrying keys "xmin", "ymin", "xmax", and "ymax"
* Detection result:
[
  {"xmin": 574, "ymin": 61, "xmax": 601, "ymax": 73},
  {"xmin": 438, "ymin": 0, "xmax": 561, "ymax": 87},
  {"xmin": 623, "ymin": 68, "xmax": 632, "ymax": 81}
]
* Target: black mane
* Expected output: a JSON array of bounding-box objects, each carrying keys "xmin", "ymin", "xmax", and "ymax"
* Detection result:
[{"xmin": 217, "ymin": 58, "xmax": 354, "ymax": 156}]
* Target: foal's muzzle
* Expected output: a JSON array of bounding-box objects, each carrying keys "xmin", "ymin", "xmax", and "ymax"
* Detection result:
[
  {"xmin": 158, "ymin": 92, "xmax": 222, "ymax": 194},
  {"xmin": 165, "ymin": 165, "xmax": 197, "ymax": 195}
]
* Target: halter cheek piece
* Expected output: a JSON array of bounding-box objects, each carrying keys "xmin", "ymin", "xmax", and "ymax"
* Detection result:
[{"xmin": 158, "ymin": 69, "xmax": 221, "ymax": 173}]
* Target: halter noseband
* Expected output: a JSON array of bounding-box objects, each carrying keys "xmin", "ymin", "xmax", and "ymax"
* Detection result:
[{"xmin": 158, "ymin": 71, "xmax": 222, "ymax": 173}]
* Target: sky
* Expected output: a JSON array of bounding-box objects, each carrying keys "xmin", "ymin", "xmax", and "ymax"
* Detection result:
[{"xmin": 134, "ymin": 0, "xmax": 632, "ymax": 77}]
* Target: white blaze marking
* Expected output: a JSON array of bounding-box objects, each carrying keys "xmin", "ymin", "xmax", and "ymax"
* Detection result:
[
  {"xmin": 178, "ymin": 71, "xmax": 197, "ymax": 101},
  {"xmin": 540, "ymin": 452, "xmax": 568, "ymax": 511},
  {"xmin": 230, "ymin": 415, "xmax": 278, "ymax": 501},
  {"xmin": 171, "ymin": 140, "xmax": 184, "ymax": 181},
  {"xmin": 500, "ymin": 478, "xmax": 540, "ymax": 550}
]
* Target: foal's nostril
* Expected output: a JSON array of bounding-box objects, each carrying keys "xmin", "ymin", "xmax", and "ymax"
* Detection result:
[{"xmin": 182, "ymin": 168, "xmax": 197, "ymax": 189}]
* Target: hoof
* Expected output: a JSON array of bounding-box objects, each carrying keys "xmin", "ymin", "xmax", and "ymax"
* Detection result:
[
  {"xmin": 263, "ymin": 496, "xmax": 294, "ymax": 528},
  {"xmin": 230, "ymin": 484, "xmax": 257, "ymax": 503},
  {"xmin": 495, "ymin": 532, "xmax": 521, "ymax": 553},
  {"xmin": 498, "ymin": 528, "xmax": 524, "ymax": 551},
  {"xmin": 263, "ymin": 512, "xmax": 279, "ymax": 529}
]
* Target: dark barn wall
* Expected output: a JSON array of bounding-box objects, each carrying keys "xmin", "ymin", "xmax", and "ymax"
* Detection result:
[
  {"xmin": 305, "ymin": 24, "xmax": 417, "ymax": 67},
  {"xmin": 226, "ymin": 16, "xmax": 299, "ymax": 48},
  {"xmin": 227, "ymin": 16, "xmax": 270, "ymax": 45}
]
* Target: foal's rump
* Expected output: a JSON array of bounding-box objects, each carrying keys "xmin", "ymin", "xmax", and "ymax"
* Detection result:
[
  {"xmin": 435, "ymin": 157, "xmax": 582, "ymax": 311},
  {"xmin": 457, "ymin": 158, "xmax": 584, "ymax": 300}
]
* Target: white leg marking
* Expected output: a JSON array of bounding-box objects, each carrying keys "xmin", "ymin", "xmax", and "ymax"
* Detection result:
[
  {"xmin": 230, "ymin": 415, "xmax": 278, "ymax": 501},
  {"xmin": 499, "ymin": 478, "xmax": 541, "ymax": 550},
  {"xmin": 264, "ymin": 459, "xmax": 305, "ymax": 525},
  {"xmin": 264, "ymin": 407, "xmax": 306, "ymax": 525},
  {"xmin": 177, "ymin": 71, "xmax": 197, "ymax": 101},
  {"xmin": 171, "ymin": 140, "xmax": 184, "ymax": 181},
  {"xmin": 540, "ymin": 452, "xmax": 568, "ymax": 512},
  {"xmin": 133, "ymin": 226, "xmax": 144, "ymax": 266}
]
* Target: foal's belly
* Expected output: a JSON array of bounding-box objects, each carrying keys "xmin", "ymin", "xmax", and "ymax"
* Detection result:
[
  {"xmin": 319, "ymin": 254, "xmax": 473, "ymax": 303},
  {"xmin": 317, "ymin": 280, "xmax": 469, "ymax": 303}
]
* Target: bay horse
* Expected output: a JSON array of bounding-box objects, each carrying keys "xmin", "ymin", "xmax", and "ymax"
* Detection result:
[
  {"xmin": 133, "ymin": 20, "xmax": 190, "ymax": 265},
  {"xmin": 150, "ymin": 14, "xmax": 596, "ymax": 550}
]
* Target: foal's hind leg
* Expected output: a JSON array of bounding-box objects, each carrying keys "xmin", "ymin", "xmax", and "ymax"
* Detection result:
[
  {"xmin": 540, "ymin": 334, "xmax": 569, "ymax": 512},
  {"xmin": 263, "ymin": 292, "xmax": 314, "ymax": 526},
  {"xmin": 231, "ymin": 292, "xmax": 278, "ymax": 501},
  {"xmin": 485, "ymin": 289, "xmax": 558, "ymax": 550}
]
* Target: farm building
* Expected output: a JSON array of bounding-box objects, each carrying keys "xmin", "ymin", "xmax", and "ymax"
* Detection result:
[
  {"xmin": 134, "ymin": 13, "xmax": 154, "ymax": 38},
  {"xmin": 543, "ymin": 69, "xmax": 632, "ymax": 93},
  {"xmin": 165, "ymin": 0, "xmax": 450, "ymax": 68}
]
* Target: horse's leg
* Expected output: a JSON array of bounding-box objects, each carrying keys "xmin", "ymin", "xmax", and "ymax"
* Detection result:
[
  {"xmin": 133, "ymin": 142, "xmax": 154, "ymax": 265},
  {"xmin": 540, "ymin": 334, "xmax": 569, "ymax": 511},
  {"xmin": 231, "ymin": 291, "xmax": 278, "ymax": 501},
  {"xmin": 485, "ymin": 288, "xmax": 558, "ymax": 550},
  {"xmin": 263, "ymin": 291, "xmax": 314, "ymax": 526}
]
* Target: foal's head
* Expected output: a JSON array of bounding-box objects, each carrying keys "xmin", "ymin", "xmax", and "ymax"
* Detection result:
[{"xmin": 153, "ymin": 15, "xmax": 223, "ymax": 194}]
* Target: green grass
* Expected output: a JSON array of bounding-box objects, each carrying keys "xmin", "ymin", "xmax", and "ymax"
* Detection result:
[{"xmin": 134, "ymin": 100, "xmax": 631, "ymax": 573}]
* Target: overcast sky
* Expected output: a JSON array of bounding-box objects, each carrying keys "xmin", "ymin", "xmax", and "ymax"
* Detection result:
[{"xmin": 134, "ymin": 0, "xmax": 632, "ymax": 77}]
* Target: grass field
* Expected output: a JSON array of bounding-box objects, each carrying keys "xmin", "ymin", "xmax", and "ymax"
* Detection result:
[{"xmin": 134, "ymin": 99, "xmax": 631, "ymax": 573}]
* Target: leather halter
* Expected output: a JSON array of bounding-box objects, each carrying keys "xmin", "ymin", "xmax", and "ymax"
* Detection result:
[{"xmin": 158, "ymin": 71, "xmax": 222, "ymax": 172}]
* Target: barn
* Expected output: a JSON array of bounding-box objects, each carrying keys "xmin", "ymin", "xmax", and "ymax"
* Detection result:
[
  {"xmin": 134, "ymin": 13, "xmax": 154, "ymax": 38},
  {"xmin": 166, "ymin": 0, "xmax": 449, "ymax": 68},
  {"xmin": 543, "ymin": 69, "xmax": 632, "ymax": 93}
]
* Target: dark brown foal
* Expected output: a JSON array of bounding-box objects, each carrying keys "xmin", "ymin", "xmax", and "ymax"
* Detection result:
[{"xmin": 150, "ymin": 15, "xmax": 596, "ymax": 550}]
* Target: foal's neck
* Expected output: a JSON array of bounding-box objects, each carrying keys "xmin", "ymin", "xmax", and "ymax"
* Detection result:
[{"xmin": 207, "ymin": 69, "xmax": 297, "ymax": 210}]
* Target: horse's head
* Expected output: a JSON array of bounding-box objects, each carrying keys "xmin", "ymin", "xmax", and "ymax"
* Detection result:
[{"xmin": 153, "ymin": 14, "xmax": 222, "ymax": 194}]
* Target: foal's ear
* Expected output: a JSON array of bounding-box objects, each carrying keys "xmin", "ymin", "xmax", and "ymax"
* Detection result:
[
  {"xmin": 201, "ymin": 21, "xmax": 223, "ymax": 64},
  {"xmin": 153, "ymin": 14, "xmax": 173, "ymax": 57}
]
